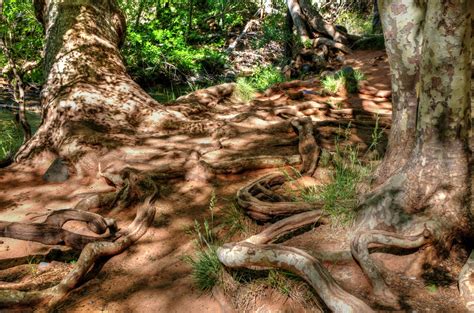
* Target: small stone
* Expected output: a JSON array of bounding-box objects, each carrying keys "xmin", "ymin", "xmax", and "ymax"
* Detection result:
[
  {"xmin": 38, "ymin": 262, "xmax": 50, "ymax": 272},
  {"xmin": 43, "ymin": 157, "xmax": 69, "ymax": 183}
]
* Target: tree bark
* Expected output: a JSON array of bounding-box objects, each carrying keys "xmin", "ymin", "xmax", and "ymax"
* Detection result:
[
  {"xmin": 372, "ymin": 0, "xmax": 423, "ymax": 183},
  {"xmin": 18, "ymin": 0, "xmax": 183, "ymax": 162}
]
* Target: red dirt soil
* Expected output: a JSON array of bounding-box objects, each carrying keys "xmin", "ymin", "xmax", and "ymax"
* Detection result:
[{"xmin": 0, "ymin": 50, "xmax": 467, "ymax": 312}]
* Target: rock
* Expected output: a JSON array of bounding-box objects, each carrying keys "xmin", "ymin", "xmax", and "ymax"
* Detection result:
[
  {"xmin": 38, "ymin": 262, "xmax": 51, "ymax": 272},
  {"xmin": 43, "ymin": 157, "xmax": 69, "ymax": 183}
]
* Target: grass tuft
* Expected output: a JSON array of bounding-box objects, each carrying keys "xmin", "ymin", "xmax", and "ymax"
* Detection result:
[
  {"xmin": 185, "ymin": 191, "xmax": 224, "ymax": 291},
  {"xmin": 184, "ymin": 247, "xmax": 223, "ymax": 291},
  {"xmin": 321, "ymin": 68, "xmax": 366, "ymax": 94},
  {"xmin": 235, "ymin": 77, "xmax": 257, "ymax": 102}
]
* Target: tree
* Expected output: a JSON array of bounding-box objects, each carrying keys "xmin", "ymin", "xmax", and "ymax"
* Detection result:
[
  {"xmin": 0, "ymin": 0, "xmax": 472, "ymax": 311},
  {"xmin": 219, "ymin": 0, "xmax": 473, "ymax": 310}
]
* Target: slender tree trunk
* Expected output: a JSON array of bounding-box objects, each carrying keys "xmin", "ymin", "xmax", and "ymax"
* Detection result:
[{"xmin": 371, "ymin": 0, "xmax": 382, "ymax": 33}]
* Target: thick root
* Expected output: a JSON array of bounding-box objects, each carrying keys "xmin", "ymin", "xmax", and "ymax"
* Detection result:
[
  {"xmin": 350, "ymin": 227, "xmax": 432, "ymax": 307},
  {"xmin": 459, "ymin": 250, "xmax": 474, "ymax": 312},
  {"xmin": 218, "ymin": 242, "xmax": 373, "ymax": 312},
  {"xmin": 245, "ymin": 210, "xmax": 327, "ymax": 245},
  {"xmin": 0, "ymin": 197, "xmax": 155, "ymax": 309},
  {"xmin": 291, "ymin": 117, "xmax": 320, "ymax": 177},
  {"xmin": 0, "ymin": 168, "xmax": 159, "ymax": 309}
]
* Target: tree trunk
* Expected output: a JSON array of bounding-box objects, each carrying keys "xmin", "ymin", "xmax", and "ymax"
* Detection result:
[
  {"xmin": 372, "ymin": 0, "xmax": 422, "ymax": 183},
  {"xmin": 352, "ymin": 0, "xmax": 472, "ymax": 307},
  {"xmin": 18, "ymin": 0, "xmax": 182, "ymax": 163}
]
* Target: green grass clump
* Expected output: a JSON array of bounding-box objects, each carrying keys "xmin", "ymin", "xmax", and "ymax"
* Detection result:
[
  {"xmin": 235, "ymin": 65, "xmax": 286, "ymax": 102},
  {"xmin": 221, "ymin": 203, "xmax": 249, "ymax": 239},
  {"xmin": 235, "ymin": 77, "xmax": 257, "ymax": 102},
  {"xmin": 184, "ymin": 191, "xmax": 224, "ymax": 291},
  {"xmin": 185, "ymin": 247, "xmax": 222, "ymax": 291},
  {"xmin": 321, "ymin": 75, "xmax": 343, "ymax": 94},
  {"xmin": 250, "ymin": 65, "xmax": 285, "ymax": 92},
  {"xmin": 321, "ymin": 68, "xmax": 366, "ymax": 94}
]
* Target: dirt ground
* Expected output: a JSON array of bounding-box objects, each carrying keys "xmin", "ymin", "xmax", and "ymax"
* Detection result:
[{"xmin": 0, "ymin": 50, "xmax": 468, "ymax": 312}]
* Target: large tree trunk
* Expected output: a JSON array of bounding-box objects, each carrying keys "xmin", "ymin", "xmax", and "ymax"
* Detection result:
[
  {"xmin": 352, "ymin": 0, "xmax": 472, "ymax": 307},
  {"xmin": 372, "ymin": 0, "xmax": 422, "ymax": 183},
  {"xmin": 18, "ymin": 0, "xmax": 183, "ymax": 164}
]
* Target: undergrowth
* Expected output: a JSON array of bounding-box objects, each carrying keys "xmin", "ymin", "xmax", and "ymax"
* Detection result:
[
  {"xmin": 0, "ymin": 110, "xmax": 41, "ymax": 160},
  {"xmin": 335, "ymin": 12, "xmax": 372, "ymax": 36}
]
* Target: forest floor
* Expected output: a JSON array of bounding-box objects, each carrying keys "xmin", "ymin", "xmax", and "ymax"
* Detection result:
[{"xmin": 0, "ymin": 50, "xmax": 468, "ymax": 312}]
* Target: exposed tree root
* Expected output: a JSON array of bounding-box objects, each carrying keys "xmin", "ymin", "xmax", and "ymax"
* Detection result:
[
  {"xmin": 291, "ymin": 117, "xmax": 320, "ymax": 176},
  {"xmin": 459, "ymin": 250, "xmax": 474, "ymax": 311},
  {"xmin": 217, "ymin": 211, "xmax": 374, "ymax": 312},
  {"xmin": 236, "ymin": 173, "xmax": 322, "ymax": 221},
  {"xmin": 0, "ymin": 169, "xmax": 158, "ymax": 309},
  {"xmin": 351, "ymin": 227, "xmax": 432, "ymax": 306},
  {"xmin": 0, "ymin": 197, "xmax": 155, "ymax": 309}
]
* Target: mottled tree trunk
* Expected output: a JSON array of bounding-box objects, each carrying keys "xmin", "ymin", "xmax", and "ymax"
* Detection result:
[
  {"xmin": 353, "ymin": 0, "xmax": 472, "ymax": 307},
  {"xmin": 372, "ymin": 0, "xmax": 422, "ymax": 183},
  {"xmin": 17, "ymin": 0, "xmax": 183, "ymax": 163}
]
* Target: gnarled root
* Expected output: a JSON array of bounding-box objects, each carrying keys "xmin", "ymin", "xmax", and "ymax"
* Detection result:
[
  {"xmin": 350, "ymin": 227, "xmax": 432, "ymax": 306},
  {"xmin": 0, "ymin": 168, "xmax": 159, "ymax": 309},
  {"xmin": 218, "ymin": 212, "xmax": 373, "ymax": 312},
  {"xmin": 459, "ymin": 250, "xmax": 474, "ymax": 312},
  {"xmin": 291, "ymin": 117, "xmax": 320, "ymax": 177},
  {"xmin": 236, "ymin": 173, "xmax": 323, "ymax": 221},
  {"xmin": 0, "ymin": 209, "xmax": 117, "ymax": 250},
  {"xmin": 0, "ymin": 197, "xmax": 156, "ymax": 309}
]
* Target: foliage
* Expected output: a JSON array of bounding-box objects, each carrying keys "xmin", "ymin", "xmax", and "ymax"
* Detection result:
[
  {"xmin": 122, "ymin": 19, "xmax": 227, "ymax": 83},
  {"xmin": 235, "ymin": 65, "xmax": 285, "ymax": 101},
  {"xmin": 221, "ymin": 203, "xmax": 249, "ymax": 239},
  {"xmin": 184, "ymin": 246, "xmax": 222, "ymax": 291},
  {"xmin": 118, "ymin": 0, "xmax": 262, "ymax": 84},
  {"xmin": 321, "ymin": 74, "xmax": 342, "ymax": 94},
  {"xmin": 335, "ymin": 12, "xmax": 372, "ymax": 36},
  {"xmin": 235, "ymin": 77, "xmax": 257, "ymax": 102},
  {"xmin": 250, "ymin": 65, "xmax": 285, "ymax": 91},
  {"xmin": 0, "ymin": 0, "xmax": 44, "ymax": 84},
  {"xmin": 257, "ymin": 11, "xmax": 291, "ymax": 48},
  {"xmin": 0, "ymin": 110, "xmax": 41, "ymax": 159}
]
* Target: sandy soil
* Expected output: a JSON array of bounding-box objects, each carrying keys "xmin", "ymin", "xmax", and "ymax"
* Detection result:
[{"xmin": 0, "ymin": 50, "xmax": 467, "ymax": 312}]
